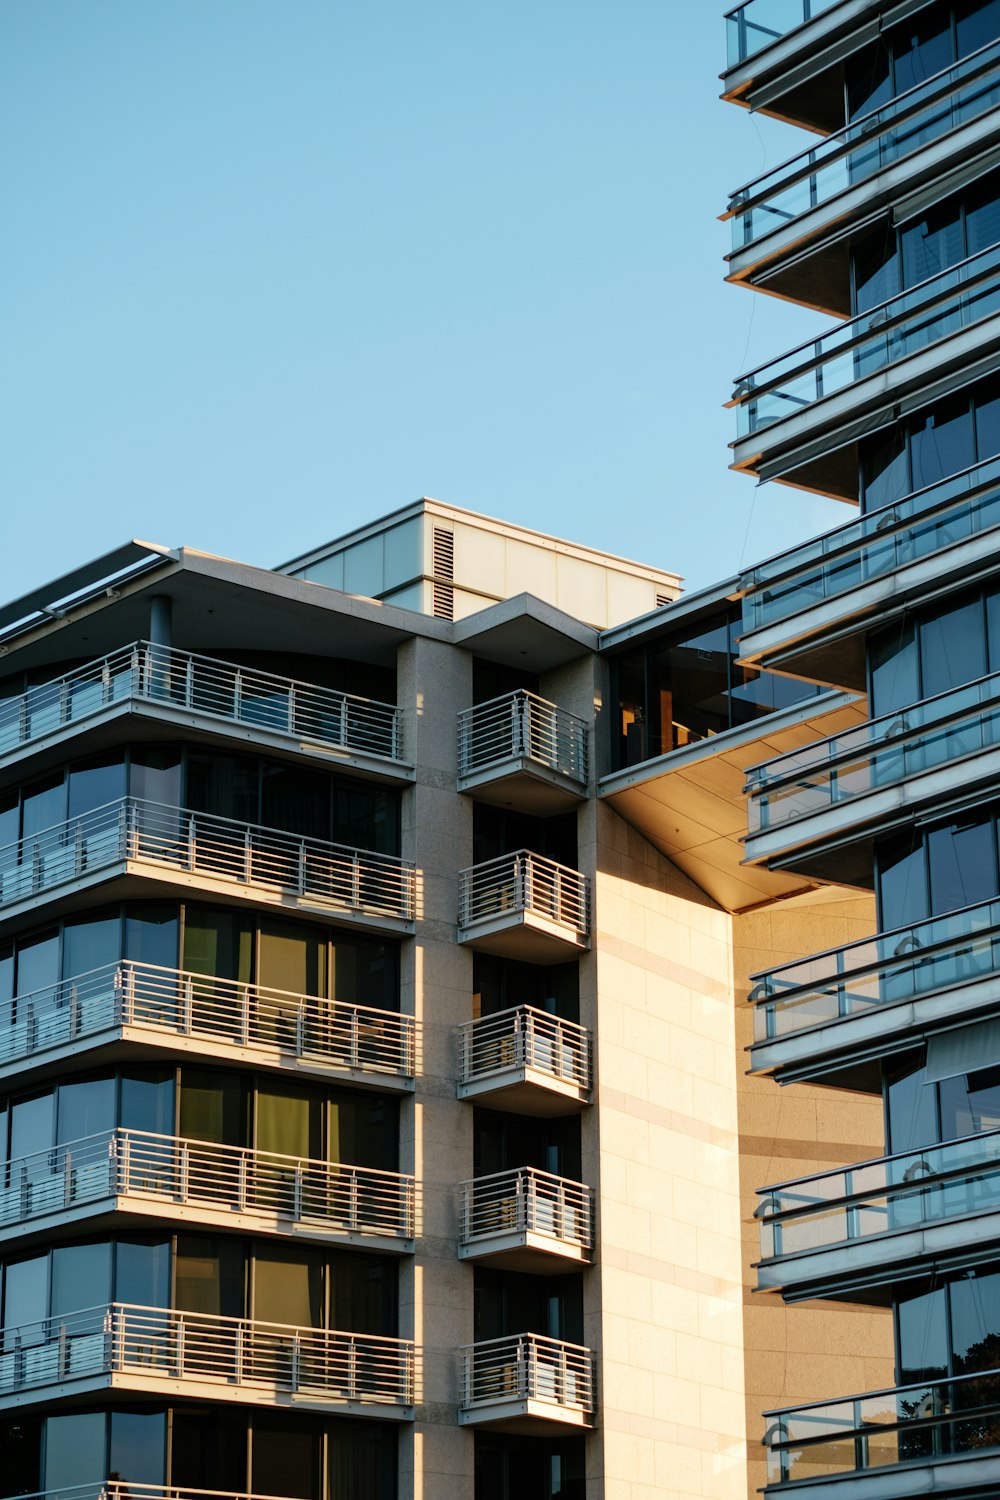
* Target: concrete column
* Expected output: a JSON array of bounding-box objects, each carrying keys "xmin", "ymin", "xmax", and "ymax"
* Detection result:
[
  {"xmin": 148, "ymin": 595, "xmax": 172, "ymax": 648},
  {"xmin": 397, "ymin": 636, "xmax": 476, "ymax": 1500}
]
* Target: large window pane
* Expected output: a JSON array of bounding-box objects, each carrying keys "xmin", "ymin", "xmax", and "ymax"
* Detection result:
[
  {"xmin": 179, "ymin": 1069, "xmax": 245, "ymax": 1146},
  {"xmin": 62, "ymin": 914, "xmax": 120, "ymax": 978},
  {"xmin": 250, "ymin": 1414, "xmax": 321, "ymax": 1499},
  {"xmin": 9, "ymin": 1093, "xmax": 54, "ymax": 1167},
  {"xmin": 876, "ymin": 832, "xmax": 928, "ymax": 930},
  {"xmin": 330, "ymin": 1092, "xmax": 397, "ymax": 1171},
  {"xmin": 333, "ymin": 782, "xmax": 398, "ymax": 856},
  {"xmin": 329, "ymin": 1420, "xmax": 397, "ymax": 1500},
  {"xmin": 261, "ymin": 765, "xmax": 331, "ymax": 839},
  {"xmin": 330, "ymin": 937, "xmax": 398, "ymax": 1012},
  {"xmin": 183, "ymin": 908, "xmax": 252, "ymax": 984},
  {"xmin": 897, "ymin": 1284, "xmax": 949, "ymax": 1384},
  {"xmin": 67, "ymin": 756, "xmax": 126, "ymax": 819},
  {"xmin": 920, "ymin": 595, "xmax": 986, "ymax": 696},
  {"xmin": 253, "ymin": 1248, "xmax": 322, "ymax": 1328},
  {"xmin": 51, "ymin": 1243, "xmax": 111, "ymax": 1317},
  {"xmin": 21, "ymin": 778, "xmax": 65, "ymax": 839},
  {"xmin": 940, "ymin": 1064, "xmax": 1000, "ymax": 1139},
  {"xmin": 56, "ymin": 1076, "xmax": 115, "ymax": 1144},
  {"xmin": 124, "ymin": 905, "xmax": 179, "ymax": 969},
  {"xmin": 170, "ymin": 1408, "xmax": 246, "ymax": 1491},
  {"xmin": 870, "ymin": 622, "xmax": 919, "ymax": 717},
  {"xmin": 256, "ymin": 1084, "xmax": 322, "ymax": 1160},
  {"xmin": 258, "ymin": 919, "xmax": 325, "ymax": 998},
  {"xmin": 901, "ymin": 205, "xmax": 964, "ymax": 287},
  {"xmin": 128, "ymin": 747, "xmax": 182, "ymax": 809},
  {"xmin": 186, "ymin": 753, "xmax": 257, "ymax": 824},
  {"xmin": 958, "ymin": 0, "xmax": 1000, "ymax": 56},
  {"xmin": 15, "ymin": 932, "xmax": 59, "ymax": 997},
  {"xmin": 109, "ymin": 1409, "xmax": 166, "ymax": 1485},
  {"xmin": 891, "ymin": 11, "xmax": 953, "ymax": 96},
  {"xmin": 950, "ymin": 1268, "xmax": 1000, "ymax": 1374},
  {"xmin": 44, "ymin": 1412, "xmax": 106, "ymax": 1492},
  {"xmin": 928, "ymin": 816, "xmax": 997, "ymax": 915},
  {"xmin": 328, "ymin": 1252, "xmax": 395, "ymax": 1336},
  {"xmin": 910, "ymin": 401, "xmax": 976, "ymax": 491},
  {"xmin": 115, "ymin": 1239, "xmax": 171, "ymax": 1309},
  {"xmin": 2, "ymin": 1256, "xmax": 47, "ymax": 1343},
  {"xmin": 886, "ymin": 1061, "xmax": 939, "ymax": 1153},
  {"xmin": 175, "ymin": 1236, "xmax": 245, "ymax": 1319},
  {"xmin": 0, "ymin": 1413, "xmax": 42, "ymax": 1496},
  {"xmin": 120, "ymin": 1070, "xmax": 175, "ymax": 1136}
]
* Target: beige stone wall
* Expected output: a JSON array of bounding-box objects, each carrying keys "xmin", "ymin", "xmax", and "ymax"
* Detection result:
[
  {"xmin": 732, "ymin": 893, "xmax": 894, "ymax": 1499},
  {"xmin": 586, "ymin": 801, "xmax": 748, "ymax": 1500}
]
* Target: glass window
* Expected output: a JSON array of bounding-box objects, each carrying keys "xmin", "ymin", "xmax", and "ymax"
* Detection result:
[
  {"xmin": 120, "ymin": 1070, "xmax": 175, "ymax": 1136},
  {"xmin": 940, "ymin": 1064, "xmax": 1000, "ymax": 1139},
  {"xmin": 258, "ymin": 919, "xmax": 326, "ymax": 999},
  {"xmin": 328, "ymin": 1252, "xmax": 395, "ymax": 1336},
  {"xmin": 853, "ymin": 229, "xmax": 902, "ymax": 314},
  {"xmin": 876, "ymin": 833, "xmax": 927, "ymax": 930},
  {"xmin": 958, "ymin": 0, "xmax": 1000, "ymax": 56},
  {"xmin": 124, "ymin": 905, "xmax": 178, "ymax": 969},
  {"xmin": 62, "ymin": 914, "xmax": 120, "ymax": 979},
  {"xmin": 861, "ymin": 428, "xmax": 908, "ymax": 511},
  {"xmin": 330, "ymin": 1092, "xmax": 398, "ymax": 1171},
  {"xmin": 179, "ymin": 1069, "xmax": 244, "ymax": 1147},
  {"xmin": 897, "ymin": 1285, "xmax": 949, "ymax": 1384},
  {"xmin": 183, "ymin": 908, "xmax": 252, "ymax": 984},
  {"xmin": 109, "ymin": 1409, "xmax": 166, "ymax": 1485},
  {"xmin": 2, "ymin": 1256, "xmax": 47, "ymax": 1343},
  {"xmin": 886, "ymin": 1060, "xmax": 938, "ymax": 1153},
  {"xmin": 21, "ymin": 777, "xmax": 65, "ymax": 840},
  {"xmin": 115, "ymin": 1239, "xmax": 171, "ymax": 1309},
  {"xmin": 910, "ymin": 400, "xmax": 976, "ymax": 491},
  {"xmin": 128, "ymin": 746, "xmax": 182, "ymax": 809},
  {"xmin": 976, "ymin": 380, "xmax": 1000, "ymax": 463},
  {"xmin": 901, "ymin": 204, "xmax": 964, "ymax": 287},
  {"xmin": 0, "ymin": 1411, "xmax": 41, "ymax": 1495},
  {"xmin": 892, "ymin": 13, "xmax": 954, "ymax": 96},
  {"xmin": 0, "ymin": 793, "xmax": 16, "ymax": 853},
  {"xmin": 949, "ymin": 1267, "xmax": 1000, "ymax": 1374},
  {"xmin": 256, "ymin": 1083, "xmax": 322, "ymax": 1160},
  {"xmin": 252, "ymin": 1248, "xmax": 322, "ymax": 1328},
  {"xmin": 927, "ymin": 817, "xmax": 997, "ymax": 915},
  {"xmin": 846, "ymin": 40, "xmax": 892, "ymax": 120},
  {"xmin": 56, "ymin": 1076, "xmax": 115, "ymax": 1145},
  {"xmin": 186, "ymin": 752, "xmax": 257, "ymax": 824},
  {"xmin": 170, "ymin": 1408, "xmax": 247, "ymax": 1491},
  {"xmin": 869, "ymin": 622, "xmax": 919, "ymax": 717},
  {"xmin": 261, "ymin": 765, "xmax": 331, "ymax": 839},
  {"xmin": 51, "ymin": 1242, "xmax": 111, "ymax": 1317},
  {"xmin": 15, "ymin": 932, "xmax": 59, "ymax": 998},
  {"xmin": 67, "ymin": 756, "xmax": 126, "ymax": 819},
  {"xmin": 0, "ymin": 945, "xmax": 11, "ymax": 1005},
  {"xmin": 329, "ymin": 1420, "xmax": 397, "ymax": 1500},
  {"xmin": 333, "ymin": 781, "xmax": 398, "ymax": 856},
  {"xmin": 966, "ymin": 179, "xmax": 1000, "ymax": 258},
  {"xmin": 250, "ymin": 1414, "xmax": 321, "ymax": 1499},
  {"xmin": 9, "ymin": 1093, "xmax": 54, "ymax": 1166},
  {"xmin": 175, "ymin": 1236, "xmax": 245, "ymax": 1319},
  {"xmin": 919, "ymin": 595, "xmax": 986, "ymax": 696},
  {"xmin": 44, "ymin": 1413, "xmax": 106, "ymax": 1492},
  {"xmin": 330, "ymin": 937, "xmax": 398, "ymax": 1012}
]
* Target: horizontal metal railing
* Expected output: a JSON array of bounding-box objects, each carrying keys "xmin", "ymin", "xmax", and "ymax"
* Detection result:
[
  {"xmin": 459, "ymin": 1167, "xmax": 592, "ymax": 1251},
  {"xmin": 0, "ymin": 796, "xmax": 415, "ymax": 920},
  {"xmin": 457, "ymin": 692, "xmax": 588, "ymax": 783},
  {"xmin": 461, "ymin": 1332, "xmax": 594, "ymax": 1413},
  {"xmin": 749, "ymin": 895, "xmax": 1000, "ymax": 1046},
  {"xmin": 725, "ymin": 0, "xmax": 840, "ymax": 67},
  {"xmin": 0, "ymin": 1127, "xmax": 414, "ymax": 1241},
  {"xmin": 727, "ymin": 38, "xmax": 1000, "ymax": 251},
  {"xmin": 765, "ymin": 1365, "xmax": 1000, "ymax": 1485},
  {"xmin": 740, "ymin": 454, "xmax": 1000, "ymax": 638},
  {"xmin": 745, "ymin": 671, "xmax": 1000, "ymax": 836},
  {"xmin": 457, "ymin": 1005, "xmax": 592, "ymax": 1091},
  {"xmin": 0, "ymin": 640, "xmax": 403, "ymax": 762},
  {"xmin": 21, "ymin": 1486, "xmax": 314, "ymax": 1500},
  {"xmin": 458, "ymin": 851, "xmax": 589, "ymax": 935},
  {"xmin": 0, "ymin": 957, "xmax": 415, "ymax": 1078},
  {"xmin": 0, "ymin": 1301, "xmax": 413, "ymax": 1406},
  {"xmin": 757, "ymin": 1127, "xmax": 1000, "ymax": 1262},
  {"xmin": 733, "ymin": 242, "xmax": 1000, "ymax": 439}
]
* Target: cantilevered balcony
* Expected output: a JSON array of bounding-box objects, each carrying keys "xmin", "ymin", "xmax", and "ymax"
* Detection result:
[
  {"xmin": 744, "ymin": 675, "xmax": 1000, "ymax": 871},
  {"xmin": 725, "ymin": 0, "xmax": 841, "ymax": 71},
  {"xmin": 0, "ymin": 1127, "xmax": 415, "ymax": 1253},
  {"xmin": 457, "ymin": 1006, "xmax": 592, "ymax": 1115},
  {"xmin": 457, "ymin": 692, "xmax": 588, "ymax": 812},
  {"xmin": 723, "ymin": 0, "xmax": 875, "ymax": 129},
  {"xmin": 457, "ymin": 852, "xmax": 590, "ymax": 962},
  {"xmin": 738, "ymin": 455, "xmax": 1000, "ymax": 686},
  {"xmin": 749, "ymin": 897, "xmax": 1000, "ymax": 1085},
  {"xmin": 0, "ymin": 959, "xmax": 415, "ymax": 1092},
  {"xmin": 0, "ymin": 641, "xmax": 409, "ymax": 784},
  {"xmin": 459, "ymin": 1333, "xmax": 594, "ymax": 1432},
  {"xmin": 764, "ymin": 1369, "xmax": 1000, "ymax": 1498},
  {"xmin": 0, "ymin": 797, "xmax": 415, "ymax": 935},
  {"xmin": 725, "ymin": 40, "xmax": 1000, "ymax": 301},
  {"xmin": 730, "ymin": 243, "xmax": 1000, "ymax": 490},
  {"xmin": 756, "ymin": 1129, "xmax": 1000, "ymax": 1300},
  {"xmin": 458, "ymin": 1168, "xmax": 593, "ymax": 1272},
  {"xmin": 0, "ymin": 1303, "xmax": 414, "ymax": 1418}
]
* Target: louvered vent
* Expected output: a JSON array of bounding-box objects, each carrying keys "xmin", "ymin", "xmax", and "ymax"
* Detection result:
[
  {"xmin": 432, "ymin": 528, "xmax": 455, "ymax": 619},
  {"xmin": 655, "ymin": 592, "xmax": 671, "ymax": 608}
]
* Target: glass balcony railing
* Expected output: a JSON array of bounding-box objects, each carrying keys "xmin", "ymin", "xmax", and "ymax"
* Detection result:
[
  {"xmin": 0, "ymin": 641, "xmax": 404, "ymax": 763},
  {"xmin": 0, "ymin": 796, "xmax": 415, "ymax": 922},
  {"xmin": 0, "ymin": 1126, "xmax": 415, "ymax": 1243},
  {"xmin": 741, "ymin": 455, "xmax": 1000, "ymax": 639},
  {"xmin": 757, "ymin": 1127, "xmax": 1000, "ymax": 1262},
  {"xmin": 0, "ymin": 958, "xmax": 415, "ymax": 1080},
  {"xmin": 458, "ymin": 1167, "xmax": 593, "ymax": 1255},
  {"xmin": 458, "ymin": 852, "xmax": 590, "ymax": 937},
  {"xmin": 460, "ymin": 1333, "xmax": 594, "ymax": 1419},
  {"xmin": 766, "ymin": 1366, "xmax": 1000, "ymax": 1486},
  {"xmin": 457, "ymin": 691, "xmax": 588, "ymax": 785},
  {"xmin": 727, "ymin": 39, "xmax": 1000, "ymax": 252},
  {"xmin": 746, "ymin": 672, "xmax": 1000, "ymax": 838},
  {"xmin": 0, "ymin": 1302, "xmax": 414, "ymax": 1408},
  {"xmin": 733, "ymin": 242, "xmax": 1000, "ymax": 439},
  {"xmin": 750, "ymin": 896, "xmax": 1000, "ymax": 1046},
  {"xmin": 725, "ymin": 0, "xmax": 841, "ymax": 68}
]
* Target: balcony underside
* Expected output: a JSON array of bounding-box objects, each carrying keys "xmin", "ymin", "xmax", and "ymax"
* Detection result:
[
  {"xmin": 456, "ymin": 759, "xmax": 586, "ymax": 814},
  {"xmin": 0, "ymin": 1195, "xmax": 414, "ymax": 1257},
  {"xmin": 0, "ymin": 860, "xmax": 415, "ymax": 946},
  {"xmin": 0, "ymin": 696, "xmax": 414, "ymax": 794},
  {"xmin": 458, "ymin": 1229, "xmax": 591, "ymax": 1274},
  {"xmin": 456, "ymin": 911, "xmax": 590, "ymax": 964},
  {"xmin": 764, "ymin": 1447, "xmax": 1000, "ymax": 1500},
  {"xmin": 458, "ymin": 1397, "xmax": 593, "ymax": 1434},
  {"xmin": 599, "ymin": 691, "xmax": 865, "ymax": 913},
  {"xmin": 0, "ymin": 1369, "xmax": 412, "ymax": 1421},
  {"xmin": 457, "ymin": 1066, "xmax": 591, "ymax": 1116}
]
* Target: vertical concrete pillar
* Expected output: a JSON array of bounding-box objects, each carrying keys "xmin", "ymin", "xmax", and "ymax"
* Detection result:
[{"xmin": 148, "ymin": 595, "xmax": 172, "ymax": 648}]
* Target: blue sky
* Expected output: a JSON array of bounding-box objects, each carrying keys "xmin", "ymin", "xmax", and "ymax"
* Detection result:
[{"xmin": 1, "ymin": 2, "xmax": 845, "ymax": 603}]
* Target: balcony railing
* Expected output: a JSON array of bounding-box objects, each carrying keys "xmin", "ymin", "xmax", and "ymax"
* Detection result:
[
  {"xmin": 458, "ymin": 852, "xmax": 589, "ymax": 935},
  {"xmin": 725, "ymin": 0, "xmax": 841, "ymax": 68},
  {"xmin": 23, "ymin": 1487, "xmax": 318, "ymax": 1500},
  {"xmin": 727, "ymin": 38, "xmax": 1000, "ymax": 252},
  {"xmin": 750, "ymin": 896, "xmax": 1000, "ymax": 1047},
  {"xmin": 457, "ymin": 692, "xmax": 588, "ymax": 784},
  {"xmin": 0, "ymin": 640, "xmax": 404, "ymax": 763},
  {"xmin": 0, "ymin": 796, "xmax": 415, "ymax": 922},
  {"xmin": 746, "ymin": 672, "xmax": 1000, "ymax": 838},
  {"xmin": 757, "ymin": 1127, "xmax": 1000, "ymax": 1263},
  {"xmin": 459, "ymin": 1167, "xmax": 593, "ymax": 1252},
  {"xmin": 733, "ymin": 242, "xmax": 1000, "ymax": 439},
  {"xmin": 461, "ymin": 1333, "xmax": 594, "ymax": 1416},
  {"xmin": 765, "ymin": 1366, "xmax": 1000, "ymax": 1486},
  {"xmin": 457, "ymin": 1006, "xmax": 592, "ymax": 1092},
  {"xmin": 0, "ymin": 958, "xmax": 415, "ymax": 1081},
  {"xmin": 0, "ymin": 1126, "xmax": 415, "ymax": 1242},
  {"xmin": 741, "ymin": 454, "xmax": 1000, "ymax": 639},
  {"xmin": 0, "ymin": 1301, "xmax": 413, "ymax": 1408}
]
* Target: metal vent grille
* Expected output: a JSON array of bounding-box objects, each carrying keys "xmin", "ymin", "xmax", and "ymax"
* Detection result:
[
  {"xmin": 432, "ymin": 528, "xmax": 455, "ymax": 619},
  {"xmin": 655, "ymin": 592, "xmax": 671, "ymax": 608}
]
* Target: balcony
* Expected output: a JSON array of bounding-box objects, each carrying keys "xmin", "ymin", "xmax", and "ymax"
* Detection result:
[
  {"xmin": 764, "ymin": 1368, "xmax": 1000, "ymax": 1498},
  {"xmin": 756, "ymin": 1128, "xmax": 1000, "ymax": 1300},
  {"xmin": 0, "ymin": 1127, "xmax": 415, "ymax": 1253},
  {"xmin": 725, "ymin": 0, "xmax": 841, "ymax": 69},
  {"xmin": 457, "ymin": 852, "xmax": 590, "ymax": 962},
  {"xmin": 456, "ymin": 1006, "xmax": 592, "ymax": 1115},
  {"xmin": 0, "ymin": 797, "xmax": 415, "ymax": 936},
  {"xmin": 725, "ymin": 39, "xmax": 1000, "ymax": 299},
  {"xmin": 738, "ymin": 456, "xmax": 1000, "ymax": 685},
  {"xmin": 749, "ymin": 897, "xmax": 1000, "ymax": 1085},
  {"xmin": 0, "ymin": 641, "xmax": 409, "ymax": 784},
  {"xmin": 0, "ymin": 958, "xmax": 415, "ymax": 1092},
  {"xmin": 730, "ymin": 244, "xmax": 1000, "ymax": 488},
  {"xmin": 459, "ymin": 1333, "xmax": 594, "ymax": 1433},
  {"xmin": 458, "ymin": 1167, "xmax": 593, "ymax": 1272},
  {"xmin": 744, "ymin": 674, "xmax": 1000, "ymax": 870},
  {"xmin": 457, "ymin": 692, "xmax": 588, "ymax": 813},
  {"xmin": 0, "ymin": 1302, "xmax": 414, "ymax": 1418}
]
